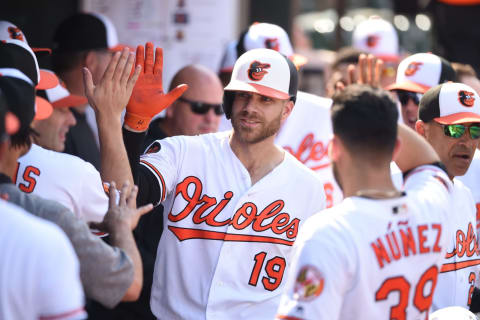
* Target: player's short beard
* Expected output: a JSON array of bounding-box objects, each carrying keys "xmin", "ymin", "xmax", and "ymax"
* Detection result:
[{"xmin": 231, "ymin": 108, "xmax": 282, "ymax": 144}]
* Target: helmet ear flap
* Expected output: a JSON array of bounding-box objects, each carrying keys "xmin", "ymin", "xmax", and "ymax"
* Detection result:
[{"xmin": 222, "ymin": 91, "xmax": 236, "ymax": 119}]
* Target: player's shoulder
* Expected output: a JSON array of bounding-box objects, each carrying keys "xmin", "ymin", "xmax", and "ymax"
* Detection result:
[
  {"xmin": 296, "ymin": 91, "xmax": 332, "ymax": 110},
  {"xmin": 22, "ymin": 144, "xmax": 97, "ymax": 172},
  {"xmin": 283, "ymin": 151, "xmax": 325, "ymax": 182},
  {"xmin": 154, "ymin": 131, "xmax": 230, "ymax": 151},
  {"xmin": 0, "ymin": 199, "xmax": 68, "ymax": 245}
]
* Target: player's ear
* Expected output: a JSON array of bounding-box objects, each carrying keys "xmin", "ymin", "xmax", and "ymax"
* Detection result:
[
  {"xmin": 281, "ymin": 100, "xmax": 294, "ymax": 123},
  {"xmin": 392, "ymin": 137, "xmax": 402, "ymax": 162},
  {"xmin": 415, "ymin": 120, "xmax": 427, "ymax": 138},
  {"xmin": 328, "ymin": 135, "xmax": 342, "ymax": 162}
]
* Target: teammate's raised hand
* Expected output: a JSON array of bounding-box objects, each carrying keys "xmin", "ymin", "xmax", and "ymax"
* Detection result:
[
  {"xmin": 335, "ymin": 54, "xmax": 384, "ymax": 91},
  {"xmin": 124, "ymin": 42, "xmax": 188, "ymax": 132},
  {"xmin": 83, "ymin": 48, "xmax": 141, "ymax": 120},
  {"xmin": 94, "ymin": 181, "xmax": 153, "ymax": 232}
]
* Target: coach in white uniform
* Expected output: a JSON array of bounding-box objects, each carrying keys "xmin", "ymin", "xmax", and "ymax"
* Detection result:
[
  {"xmin": 84, "ymin": 44, "xmax": 327, "ymax": 319},
  {"xmin": 415, "ymin": 82, "xmax": 480, "ymax": 311}
]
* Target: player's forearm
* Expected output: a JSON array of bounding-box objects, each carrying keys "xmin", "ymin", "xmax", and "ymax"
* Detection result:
[
  {"xmin": 109, "ymin": 223, "xmax": 143, "ymax": 301},
  {"xmin": 96, "ymin": 115, "xmax": 134, "ymax": 187},
  {"xmin": 395, "ymin": 123, "xmax": 440, "ymax": 173}
]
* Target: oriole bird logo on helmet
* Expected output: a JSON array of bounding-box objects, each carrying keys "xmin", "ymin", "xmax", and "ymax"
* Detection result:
[
  {"xmin": 7, "ymin": 27, "xmax": 24, "ymax": 41},
  {"xmin": 366, "ymin": 35, "xmax": 379, "ymax": 48},
  {"xmin": 248, "ymin": 61, "xmax": 271, "ymax": 81},
  {"xmin": 264, "ymin": 38, "xmax": 280, "ymax": 51},
  {"xmin": 458, "ymin": 90, "xmax": 475, "ymax": 107},
  {"xmin": 405, "ymin": 62, "xmax": 423, "ymax": 77}
]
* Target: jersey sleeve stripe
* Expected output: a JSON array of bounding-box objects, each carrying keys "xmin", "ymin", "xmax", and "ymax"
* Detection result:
[
  {"xmin": 140, "ymin": 159, "xmax": 167, "ymax": 202},
  {"xmin": 403, "ymin": 166, "xmax": 451, "ymax": 191},
  {"xmin": 440, "ymin": 259, "xmax": 480, "ymax": 273},
  {"xmin": 276, "ymin": 315, "xmax": 304, "ymax": 320},
  {"xmin": 38, "ymin": 307, "xmax": 86, "ymax": 320}
]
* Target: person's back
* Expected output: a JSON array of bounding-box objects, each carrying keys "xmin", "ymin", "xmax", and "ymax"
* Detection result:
[
  {"xmin": 277, "ymin": 166, "xmax": 451, "ymax": 319},
  {"xmin": 276, "ymin": 84, "xmax": 452, "ymax": 319},
  {"xmin": 0, "ymin": 199, "xmax": 85, "ymax": 320}
]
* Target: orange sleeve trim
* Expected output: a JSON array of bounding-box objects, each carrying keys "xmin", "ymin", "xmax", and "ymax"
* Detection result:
[
  {"xmin": 140, "ymin": 159, "xmax": 166, "ymax": 202},
  {"xmin": 39, "ymin": 307, "xmax": 86, "ymax": 320},
  {"xmin": 440, "ymin": 259, "xmax": 480, "ymax": 273}
]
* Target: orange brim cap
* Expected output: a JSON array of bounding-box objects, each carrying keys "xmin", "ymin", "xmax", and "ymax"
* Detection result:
[
  {"xmin": 36, "ymin": 69, "xmax": 59, "ymax": 90},
  {"xmin": 34, "ymin": 96, "xmax": 53, "ymax": 120},
  {"xmin": 52, "ymin": 94, "xmax": 87, "ymax": 108},
  {"xmin": 32, "ymin": 47, "xmax": 52, "ymax": 55},
  {"xmin": 386, "ymin": 80, "xmax": 430, "ymax": 94},
  {"xmin": 289, "ymin": 54, "xmax": 308, "ymax": 69},
  {"xmin": 225, "ymin": 80, "xmax": 290, "ymax": 100},
  {"xmin": 434, "ymin": 112, "xmax": 480, "ymax": 125},
  {"xmin": 5, "ymin": 111, "xmax": 20, "ymax": 135}
]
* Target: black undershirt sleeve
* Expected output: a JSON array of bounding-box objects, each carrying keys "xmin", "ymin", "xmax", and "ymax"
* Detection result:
[
  {"xmin": 470, "ymin": 287, "xmax": 480, "ymax": 312},
  {"xmin": 122, "ymin": 128, "xmax": 161, "ymax": 207}
]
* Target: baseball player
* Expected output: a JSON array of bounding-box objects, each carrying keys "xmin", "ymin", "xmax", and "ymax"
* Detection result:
[
  {"xmin": 415, "ymin": 82, "xmax": 480, "ymax": 311},
  {"xmin": 276, "ymin": 84, "xmax": 453, "ymax": 320},
  {"xmin": 83, "ymin": 44, "xmax": 326, "ymax": 319},
  {"xmin": 219, "ymin": 22, "xmax": 342, "ymax": 208},
  {"xmin": 0, "ymin": 38, "xmax": 109, "ymax": 223},
  {"xmin": 0, "ymin": 91, "xmax": 85, "ymax": 320}
]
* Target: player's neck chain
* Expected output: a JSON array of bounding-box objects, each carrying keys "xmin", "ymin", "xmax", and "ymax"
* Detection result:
[{"xmin": 354, "ymin": 189, "xmax": 405, "ymax": 199}]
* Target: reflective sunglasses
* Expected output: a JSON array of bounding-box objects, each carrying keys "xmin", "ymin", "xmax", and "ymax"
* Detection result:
[
  {"xmin": 442, "ymin": 123, "xmax": 480, "ymax": 139},
  {"xmin": 178, "ymin": 97, "xmax": 224, "ymax": 115},
  {"xmin": 396, "ymin": 90, "xmax": 423, "ymax": 106}
]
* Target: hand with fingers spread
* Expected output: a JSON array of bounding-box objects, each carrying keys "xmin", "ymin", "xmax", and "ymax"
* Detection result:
[
  {"xmin": 335, "ymin": 54, "xmax": 384, "ymax": 91},
  {"xmin": 83, "ymin": 48, "xmax": 141, "ymax": 121},
  {"xmin": 93, "ymin": 181, "xmax": 153, "ymax": 233},
  {"xmin": 125, "ymin": 42, "xmax": 188, "ymax": 132}
]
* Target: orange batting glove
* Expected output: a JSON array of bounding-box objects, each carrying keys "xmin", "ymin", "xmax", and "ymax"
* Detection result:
[{"xmin": 125, "ymin": 42, "xmax": 188, "ymax": 131}]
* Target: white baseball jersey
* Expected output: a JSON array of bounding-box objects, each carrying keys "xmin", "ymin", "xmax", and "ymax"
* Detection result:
[
  {"xmin": 15, "ymin": 143, "xmax": 108, "ymax": 223},
  {"xmin": 276, "ymin": 165, "xmax": 452, "ymax": 320},
  {"xmin": 0, "ymin": 199, "xmax": 85, "ymax": 320},
  {"xmin": 219, "ymin": 91, "xmax": 342, "ymax": 208},
  {"xmin": 457, "ymin": 150, "xmax": 480, "ymax": 233},
  {"xmin": 140, "ymin": 131, "xmax": 326, "ymax": 320},
  {"xmin": 433, "ymin": 178, "xmax": 480, "ymax": 311}
]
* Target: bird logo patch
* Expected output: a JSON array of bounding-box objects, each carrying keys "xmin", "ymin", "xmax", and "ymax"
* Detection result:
[
  {"xmin": 366, "ymin": 35, "xmax": 380, "ymax": 48},
  {"xmin": 265, "ymin": 38, "xmax": 280, "ymax": 51},
  {"xmin": 7, "ymin": 27, "xmax": 24, "ymax": 41},
  {"xmin": 293, "ymin": 265, "xmax": 325, "ymax": 301},
  {"xmin": 458, "ymin": 90, "xmax": 475, "ymax": 107},
  {"xmin": 405, "ymin": 62, "xmax": 423, "ymax": 77},
  {"xmin": 145, "ymin": 142, "xmax": 161, "ymax": 154},
  {"xmin": 248, "ymin": 61, "xmax": 271, "ymax": 81}
]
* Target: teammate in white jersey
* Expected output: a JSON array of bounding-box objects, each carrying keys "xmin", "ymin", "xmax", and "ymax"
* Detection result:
[
  {"xmin": 415, "ymin": 82, "xmax": 480, "ymax": 311},
  {"xmin": 0, "ymin": 89, "xmax": 85, "ymax": 320},
  {"xmin": 276, "ymin": 84, "xmax": 453, "ymax": 320},
  {"xmin": 83, "ymin": 44, "xmax": 326, "ymax": 319},
  {"xmin": 0, "ymin": 38, "xmax": 109, "ymax": 223},
  {"xmin": 218, "ymin": 22, "xmax": 342, "ymax": 207}
]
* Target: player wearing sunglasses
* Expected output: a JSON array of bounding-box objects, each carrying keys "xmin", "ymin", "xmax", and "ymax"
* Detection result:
[
  {"xmin": 415, "ymin": 82, "xmax": 480, "ymax": 312},
  {"xmin": 386, "ymin": 53, "xmax": 456, "ymax": 130}
]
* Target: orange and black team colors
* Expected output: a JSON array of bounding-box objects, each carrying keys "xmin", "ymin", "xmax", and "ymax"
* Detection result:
[
  {"xmin": 433, "ymin": 178, "xmax": 480, "ymax": 310},
  {"xmin": 140, "ymin": 131, "xmax": 326, "ymax": 320},
  {"xmin": 276, "ymin": 165, "xmax": 453, "ymax": 320}
]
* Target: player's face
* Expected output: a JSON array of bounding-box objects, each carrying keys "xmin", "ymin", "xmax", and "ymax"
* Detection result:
[
  {"xmin": 394, "ymin": 90, "xmax": 422, "ymax": 130},
  {"xmin": 422, "ymin": 121, "xmax": 479, "ymax": 177},
  {"xmin": 230, "ymin": 91, "xmax": 289, "ymax": 144},
  {"xmin": 167, "ymin": 78, "xmax": 223, "ymax": 136},
  {"xmin": 31, "ymin": 107, "xmax": 76, "ymax": 152}
]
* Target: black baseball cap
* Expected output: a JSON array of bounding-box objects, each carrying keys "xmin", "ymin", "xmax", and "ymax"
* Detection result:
[
  {"xmin": 0, "ymin": 39, "xmax": 58, "ymax": 90},
  {"xmin": 53, "ymin": 12, "xmax": 130, "ymax": 53},
  {"xmin": 419, "ymin": 82, "xmax": 480, "ymax": 124}
]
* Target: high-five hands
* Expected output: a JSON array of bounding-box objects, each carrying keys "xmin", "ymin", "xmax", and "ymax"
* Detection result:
[
  {"xmin": 335, "ymin": 53, "xmax": 384, "ymax": 91},
  {"xmin": 124, "ymin": 42, "xmax": 188, "ymax": 131},
  {"xmin": 83, "ymin": 48, "xmax": 141, "ymax": 121}
]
